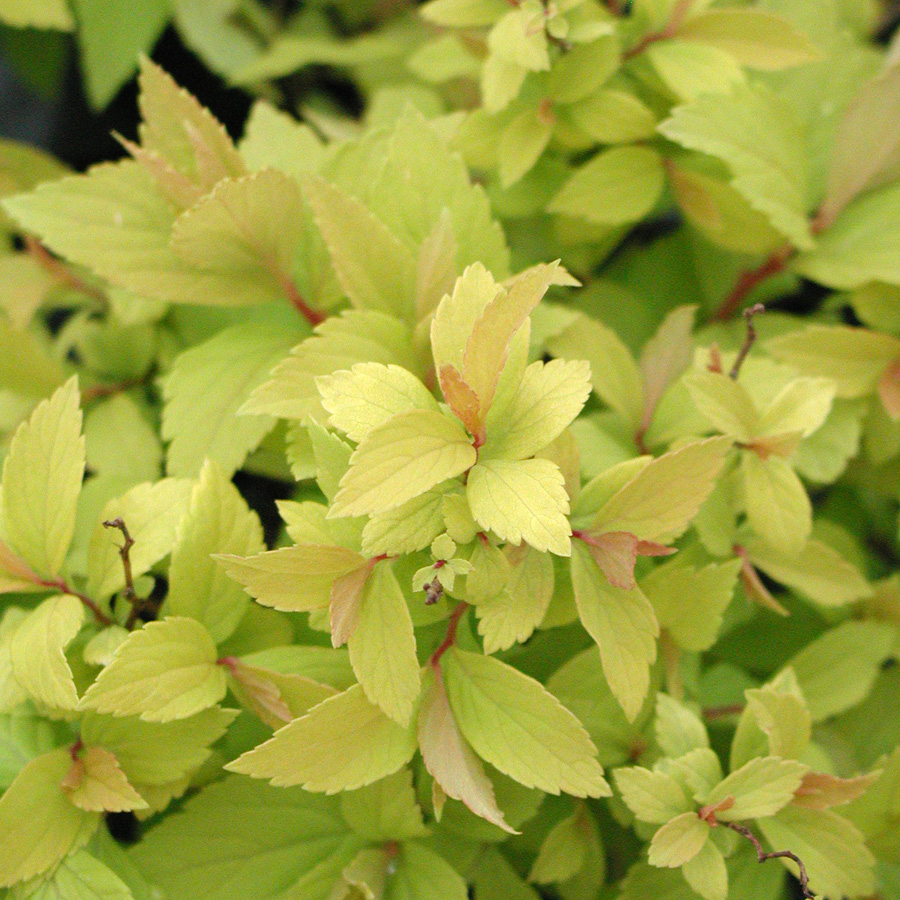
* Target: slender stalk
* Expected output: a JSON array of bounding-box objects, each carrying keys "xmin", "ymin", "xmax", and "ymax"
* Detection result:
[
  {"xmin": 37, "ymin": 577, "xmax": 113, "ymax": 626},
  {"xmin": 712, "ymin": 249, "xmax": 792, "ymax": 322},
  {"xmin": 430, "ymin": 602, "xmax": 468, "ymax": 667},
  {"xmin": 102, "ymin": 517, "xmax": 146, "ymax": 629},
  {"xmin": 729, "ymin": 303, "xmax": 765, "ymax": 380},
  {"xmin": 624, "ymin": 0, "xmax": 692, "ymax": 59},
  {"xmin": 24, "ymin": 236, "xmax": 107, "ymax": 305},
  {"xmin": 277, "ymin": 274, "xmax": 326, "ymax": 326},
  {"xmin": 722, "ymin": 821, "xmax": 816, "ymax": 899}
]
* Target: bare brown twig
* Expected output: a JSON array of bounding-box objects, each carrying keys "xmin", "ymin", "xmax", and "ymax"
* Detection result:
[
  {"xmin": 729, "ymin": 303, "xmax": 765, "ymax": 380},
  {"xmin": 722, "ymin": 821, "xmax": 816, "ymax": 899},
  {"xmin": 430, "ymin": 602, "xmax": 468, "ymax": 667},
  {"xmin": 102, "ymin": 517, "xmax": 147, "ymax": 629}
]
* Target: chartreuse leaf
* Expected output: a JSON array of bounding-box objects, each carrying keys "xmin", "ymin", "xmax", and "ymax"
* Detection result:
[
  {"xmin": 226, "ymin": 684, "xmax": 417, "ymax": 791},
  {"xmin": 417, "ymin": 667, "xmax": 514, "ymax": 833},
  {"xmin": 17, "ymin": 850, "xmax": 134, "ymax": 900},
  {"xmin": 79, "ymin": 617, "xmax": 227, "ymax": 722},
  {"xmin": 795, "ymin": 182, "xmax": 900, "ymax": 288},
  {"xmin": 684, "ymin": 370, "xmax": 759, "ymax": 441},
  {"xmin": 166, "ymin": 460, "xmax": 265, "ymax": 643},
  {"xmin": 161, "ymin": 322, "xmax": 298, "ymax": 478},
  {"xmin": 741, "ymin": 453, "xmax": 811, "ymax": 554},
  {"xmin": 549, "ymin": 146, "xmax": 665, "ymax": 226},
  {"xmin": 0, "ymin": 0, "xmax": 73, "ymax": 29},
  {"xmin": 784, "ymin": 620, "xmax": 896, "ymax": 721},
  {"xmin": 498, "ymin": 108, "xmax": 555, "ymax": 188},
  {"xmin": 80, "ymin": 707, "xmax": 236, "ymax": 786},
  {"xmin": 682, "ymin": 839, "xmax": 728, "ymax": 900},
  {"xmin": 529, "ymin": 810, "xmax": 588, "ymax": 884},
  {"xmin": 705, "ymin": 756, "xmax": 808, "ymax": 821},
  {"xmin": 0, "ymin": 709, "xmax": 56, "ymax": 788},
  {"xmin": 86, "ymin": 478, "xmax": 192, "ymax": 599},
  {"xmin": 131, "ymin": 775, "xmax": 361, "ymax": 900},
  {"xmin": 361, "ymin": 489, "xmax": 447, "ymax": 557},
  {"xmin": 243, "ymin": 310, "xmax": 414, "ymax": 421},
  {"xmin": 655, "ymin": 694, "xmax": 709, "ymax": 759},
  {"xmin": 340, "ymin": 769, "xmax": 427, "ymax": 842},
  {"xmin": 746, "ymin": 536, "xmax": 871, "ymax": 606},
  {"xmin": 758, "ymin": 807, "xmax": 876, "ymax": 898},
  {"xmin": 226, "ymin": 660, "xmax": 336, "ymax": 727},
  {"xmin": 483, "ymin": 359, "xmax": 591, "ymax": 461},
  {"xmin": 441, "ymin": 647, "xmax": 609, "ymax": 797},
  {"xmin": 659, "ymin": 85, "xmax": 813, "ymax": 249},
  {"xmin": 385, "ymin": 842, "xmax": 468, "ymax": 900},
  {"xmin": 547, "ymin": 313, "xmax": 642, "ymax": 425},
  {"xmin": 317, "ymin": 363, "xmax": 439, "ymax": 443},
  {"xmin": 475, "ymin": 544, "xmax": 554, "ymax": 653},
  {"xmin": 648, "ymin": 812, "xmax": 709, "ymax": 868},
  {"xmin": 571, "ymin": 542, "xmax": 658, "ymax": 722},
  {"xmin": 347, "ymin": 563, "xmax": 420, "ymax": 727},
  {"xmin": 9, "ymin": 594, "xmax": 83, "ymax": 712},
  {"xmin": 592, "ymin": 437, "xmax": 731, "ymax": 543},
  {"xmin": 467, "ymin": 458, "xmax": 571, "ymax": 556},
  {"xmin": 420, "ymin": 0, "xmax": 506, "ymax": 26},
  {"xmin": 648, "ymin": 41, "xmax": 745, "ymax": 103},
  {"xmin": 765, "ymin": 325, "xmax": 900, "ymax": 398},
  {"xmin": 71, "ymin": 0, "xmax": 169, "ymax": 109},
  {"xmin": 216, "ymin": 544, "xmax": 365, "ymax": 612},
  {"xmin": 614, "ymin": 766, "xmax": 693, "ymax": 824},
  {"xmin": 0, "ymin": 749, "xmax": 100, "ymax": 888},
  {"xmin": 61, "ymin": 746, "xmax": 148, "ymax": 813},
  {"xmin": 642, "ymin": 558, "xmax": 742, "ymax": 652},
  {"xmin": 676, "ymin": 9, "xmax": 820, "ymax": 70},
  {"xmin": 758, "ymin": 377, "xmax": 836, "ymax": 439},
  {"xmin": 1, "ymin": 377, "xmax": 84, "ymax": 577},
  {"xmin": 569, "ymin": 89, "xmax": 657, "ymax": 144},
  {"xmin": 302, "ymin": 175, "xmax": 416, "ymax": 320},
  {"xmin": 332, "ymin": 410, "xmax": 476, "ymax": 518}
]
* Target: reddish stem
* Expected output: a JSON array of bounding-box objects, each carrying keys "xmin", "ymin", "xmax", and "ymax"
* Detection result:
[
  {"xmin": 712, "ymin": 248, "xmax": 793, "ymax": 322},
  {"xmin": 81, "ymin": 376, "xmax": 148, "ymax": 404},
  {"xmin": 24, "ymin": 236, "xmax": 106, "ymax": 304},
  {"xmin": 703, "ymin": 702, "xmax": 746, "ymax": 721},
  {"xmin": 277, "ymin": 274, "xmax": 325, "ymax": 326},
  {"xmin": 37, "ymin": 577, "xmax": 113, "ymax": 626},
  {"xmin": 624, "ymin": 0, "xmax": 693, "ymax": 59},
  {"xmin": 430, "ymin": 602, "xmax": 468, "ymax": 667}
]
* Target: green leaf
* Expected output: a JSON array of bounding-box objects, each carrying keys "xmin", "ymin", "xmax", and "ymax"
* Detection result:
[
  {"xmin": 340, "ymin": 769, "xmax": 427, "ymax": 842},
  {"xmin": 746, "ymin": 537, "xmax": 871, "ymax": 607},
  {"xmin": 0, "ymin": 711, "xmax": 56, "ymax": 789},
  {"xmin": 442, "ymin": 647, "xmax": 609, "ymax": 797},
  {"xmin": 361, "ymin": 489, "xmax": 447, "ymax": 557},
  {"xmin": 758, "ymin": 807, "xmax": 875, "ymax": 899},
  {"xmin": 784, "ymin": 620, "xmax": 896, "ymax": 721},
  {"xmin": 529, "ymin": 812, "xmax": 587, "ymax": 884},
  {"xmin": 216, "ymin": 544, "xmax": 365, "ymax": 612},
  {"xmin": 592, "ymin": 437, "xmax": 731, "ymax": 543},
  {"xmin": 655, "ymin": 694, "xmax": 710, "ymax": 759},
  {"xmin": 302, "ymin": 175, "xmax": 416, "ymax": 320},
  {"xmin": 243, "ymin": 310, "xmax": 414, "ymax": 421},
  {"xmin": 659, "ymin": 85, "xmax": 813, "ymax": 249},
  {"xmin": 676, "ymin": 10, "xmax": 820, "ymax": 71},
  {"xmin": 0, "ymin": 749, "xmax": 99, "ymax": 888},
  {"xmin": 417, "ymin": 667, "xmax": 514, "ymax": 833},
  {"xmin": 647, "ymin": 41, "xmax": 746, "ymax": 102},
  {"xmin": 161, "ymin": 322, "xmax": 298, "ymax": 478},
  {"xmin": 642, "ymin": 558, "xmax": 742, "ymax": 652},
  {"xmin": 420, "ymin": 0, "xmax": 507, "ymax": 26},
  {"xmin": 16, "ymin": 851, "xmax": 134, "ymax": 900},
  {"xmin": 385, "ymin": 842, "xmax": 468, "ymax": 900},
  {"xmin": 0, "ymin": 0, "xmax": 73, "ymax": 29},
  {"xmin": 484, "ymin": 359, "xmax": 591, "ymax": 461},
  {"xmin": 165, "ymin": 459, "xmax": 265, "ymax": 643},
  {"xmin": 226, "ymin": 683, "xmax": 417, "ymax": 791},
  {"xmin": 682, "ymin": 839, "xmax": 728, "ymax": 900},
  {"xmin": 467, "ymin": 458, "xmax": 571, "ymax": 555},
  {"xmin": 547, "ymin": 313, "xmax": 642, "ymax": 425},
  {"xmin": 475, "ymin": 544, "xmax": 554, "ymax": 653},
  {"xmin": 571, "ymin": 542, "xmax": 658, "ymax": 721},
  {"xmin": 795, "ymin": 182, "xmax": 900, "ymax": 288},
  {"xmin": 765, "ymin": 324, "xmax": 900, "ymax": 398},
  {"xmin": 9, "ymin": 594, "xmax": 83, "ymax": 711},
  {"xmin": 498, "ymin": 108, "xmax": 554, "ymax": 188},
  {"xmin": 569, "ymin": 90, "xmax": 657, "ymax": 144},
  {"xmin": 79, "ymin": 617, "xmax": 227, "ymax": 722},
  {"xmin": 821, "ymin": 62, "xmax": 900, "ymax": 223},
  {"xmin": 613, "ymin": 766, "xmax": 693, "ymax": 824},
  {"xmin": 639, "ymin": 305, "xmax": 697, "ymax": 432},
  {"xmin": 238, "ymin": 102, "xmax": 326, "ymax": 180},
  {"xmin": 131, "ymin": 775, "xmax": 361, "ymax": 900},
  {"xmin": 683, "ymin": 370, "xmax": 759, "ymax": 441},
  {"xmin": 741, "ymin": 452, "xmax": 811, "ymax": 554},
  {"xmin": 317, "ymin": 363, "xmax": 438, "ymax": 444},
  {"xmin": 348, "ymin": 563, "xmax": 420, "ymax": 727},
  {"xmin": 758, "ymin": 377, "xmax": 836, "ymax": 439},
  {"xmin": 80, "ymin": 707, "xmax": 236, "ymax": 786},
  {"xmin": 71, "ymin": 0, "xmax": 169, "ymax": 108},
  {"xmin": 705, "ymin": 756, "xmax": 808, "ymax": 820},
  {"xmin": 86, "ymin": 478, "xmax": 192, "ymax": 599},
  {"xmin": 332, "ymin": 410, "xmax": 476, "ymax": 518},
  {"xmin": 548, "ymin": 146, "xmax": 665, "ymax": 226},
  {"xmin": 1, "ymin": 376, "xmax": 84, "ymax": 577},
  {"xmin": 83, "ymin": 394, "xmax": 162, "ymax": 484},
  {"xmin": 648, "ymin": 813, "xmax": 709, "ymax": 868},
  {"xmin": 488, "ymin": 8, "xmax": 549, "ymax": 72}
]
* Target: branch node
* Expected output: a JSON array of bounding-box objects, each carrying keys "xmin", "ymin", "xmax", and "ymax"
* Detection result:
[
  {"xmin": 102, "ymin": 517, "xmax": 143, "ymax": 628},
  {"xmin": 729, "ymin": 303, "xmax": 765, "ymax": 380},
  {"xmin": 722, "ymin": 820, "xmax": 816, "ymax": 899}
]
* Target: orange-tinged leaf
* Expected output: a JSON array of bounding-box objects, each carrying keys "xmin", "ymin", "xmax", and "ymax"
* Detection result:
[
  {"xmin": 418, "ymin": 667, "xmax": 515, "ymax": 833},
  {"xmin": 61, "ymin": 746, "xmax": 148, "ymax": 813},
  {"xmin": 877, "ymin": 358, "xmax": 900, "ymax": 420},
  {"xmin": 330, "ymin": 562, "xmax": 373, "ymax": 648},
  {"xmin": 792, "ymin": 771, "xmax": 880, "ymax": 810},
  {"xmin": 584, "ymin": 531, "xmax": 675, "ymax": 590},
  {"xmin": 439, "ymin": 364, "xmax": 482, "ymax": 439}
]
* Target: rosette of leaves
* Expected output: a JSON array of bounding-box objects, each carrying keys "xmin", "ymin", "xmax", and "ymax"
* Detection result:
[{"xmin": 0, "ymin": 35, "xmax": 898, "ymax": 900}]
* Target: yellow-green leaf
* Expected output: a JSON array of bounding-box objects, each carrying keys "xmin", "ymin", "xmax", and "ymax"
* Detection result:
[
  {"xmin": 648, "ymin": 813, "xmax": 709, "ymax": 868},
  {"xmin": 741, "ymin": 452, "xmax": 811, "ymax": 554},
  {"xmin": 61, "ymin": 746, "xmax": 148, "ymax": 813}
]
